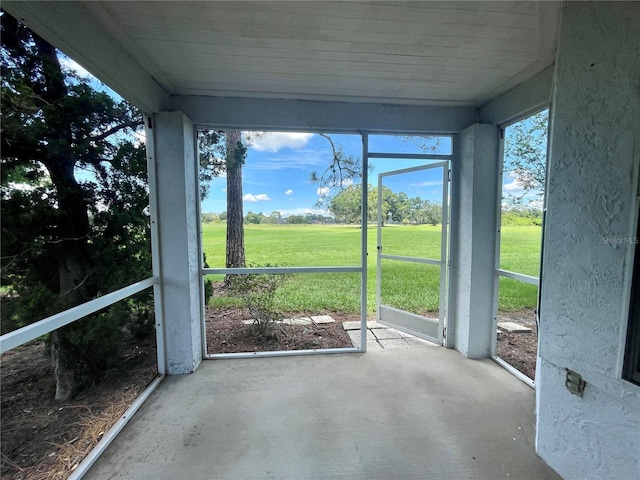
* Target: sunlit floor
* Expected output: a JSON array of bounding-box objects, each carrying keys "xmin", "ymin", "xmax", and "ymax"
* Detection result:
[{"xmin": 86, "ymin": 347, "xmax": 560, "ymax": 480}]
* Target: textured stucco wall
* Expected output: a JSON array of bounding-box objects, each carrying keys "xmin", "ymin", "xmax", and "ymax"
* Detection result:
[
  {"xmin": 154, "ymin": 112, "xmax": 202, "ymax": 374},
  {"xmin": 453, "ymin": 124, "xmax": 499, "ymax": 358},
  {"xmin": 536, "ymin": 2, "xmax": 640, "ymax": 479}
]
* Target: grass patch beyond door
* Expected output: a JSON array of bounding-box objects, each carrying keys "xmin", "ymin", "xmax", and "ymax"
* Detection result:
[{"xmin": 202, "ymin": 223, "xmax": 542, "ymax": 313}]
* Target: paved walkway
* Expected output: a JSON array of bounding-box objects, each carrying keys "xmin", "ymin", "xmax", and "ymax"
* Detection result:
[
  {"xmin": 242, "ymin": 315, "xmax": 439, "ymax": 350},
  {"xmin": 342, "ymin": 320, "xmax": 438, "ymax": 349}
]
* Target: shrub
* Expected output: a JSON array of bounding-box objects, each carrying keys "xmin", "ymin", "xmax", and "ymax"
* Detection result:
[{"xmin": 227, "ymin": 265, "xmax": 292, "ymax": 335}]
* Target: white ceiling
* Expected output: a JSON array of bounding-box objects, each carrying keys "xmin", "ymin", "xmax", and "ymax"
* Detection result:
[{"xmin": 82, "ymin": 1, "xmax": 560, "ymax": 108}]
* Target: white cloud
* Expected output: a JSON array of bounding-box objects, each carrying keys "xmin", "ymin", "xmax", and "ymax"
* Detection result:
[
  {"xmin": 247, "ymin": 146, "xmax": 333, "ymax": 172},
  {"xmin": 339, "ymin": 178, "xmax": 354, "ymax": 188},
  {"xmin": 285, "ymin": 189, "xmax": 293, "ymax": 195},
  {"xmin": 243, "ymin": 193, "xmax": 271, "ymax": 202},
  {"xmin": 248, "ymin": 132, "xmax": 314, "ymax": 152},
  {"xmin": 410, "ymin": 180, "xmax": 442, "ymax": 187},
  {"xmin": 503, "ymin": 178, "xmax": 525, "ymax": 192},
  {"xmin": 316, "ymin": 187, "xmax": 330, "ymax": 196}
]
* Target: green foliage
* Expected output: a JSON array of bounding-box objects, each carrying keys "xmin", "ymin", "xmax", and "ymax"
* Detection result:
[
  {"xmin": 328, "ymin": 183, "xmax": 443, "ymax": 225},
  {"xmin": 501, "ymin": 207, "xmax": 543, "ymax": 226},
  {"xmin": 227, "ymin": 265, "xmax": 293, "ymax": 335},
  {"xmin": 203, "ymin": 253, "xmax": 213, "ymax": 305},
  {"xmin": 1, "ymin": 13, "xmax": 153, "ymax": 396},
  {"xmin": 503, "ymin": 110, "xmax": 548, "ymax": 206},
  {"xmin": 202, "ymin": 212, "xmax": 221, "ymax": 223}
]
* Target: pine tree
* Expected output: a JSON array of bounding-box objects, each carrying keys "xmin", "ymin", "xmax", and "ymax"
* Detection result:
[{"xmin": 1, "ymin": 12, "xmax": 152, "ymax": 400}]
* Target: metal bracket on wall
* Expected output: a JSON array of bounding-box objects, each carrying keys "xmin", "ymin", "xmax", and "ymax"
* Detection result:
[{"xmin": 565, "ymin": 369, "xmax": 585, "ymax": 397}]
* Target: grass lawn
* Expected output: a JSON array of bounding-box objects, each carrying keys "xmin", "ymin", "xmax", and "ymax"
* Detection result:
[{"xmin": 202, "ymin": 223, "xmax": 542, "ymax": 314}]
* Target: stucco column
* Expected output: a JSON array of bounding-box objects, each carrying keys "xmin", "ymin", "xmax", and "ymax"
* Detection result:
[
  {"xmin": 535, "ymin": 3, "xmax": 640, "ymax": 479},
  {"xmin": 152, "ymin": 111, "xmax": 202, "ymax": 374},
  {"xmin": 452, "ymin": 124, "xmax": 499, "ymax": 358}
]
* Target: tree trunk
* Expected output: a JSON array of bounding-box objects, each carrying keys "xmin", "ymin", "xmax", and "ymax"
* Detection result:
[
  {"xmin": 47, "ymin": 160, "xmax": 95, "ymax": 400},
  {"xmin": 225, "ymin": 131, "xmax": 246, "ymax": 272},
  {"xmin": 50, "ymin": 331, "xmax": 77, "ymax": 399},
  {"xmin": 35, "ymin": 35, "xmax": 95, "ymax": 401}
]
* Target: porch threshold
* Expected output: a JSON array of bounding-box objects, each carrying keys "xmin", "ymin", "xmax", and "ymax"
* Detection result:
[{"xmin": 85, "ymin": 348, "xmax": 559, "ymax": 479}]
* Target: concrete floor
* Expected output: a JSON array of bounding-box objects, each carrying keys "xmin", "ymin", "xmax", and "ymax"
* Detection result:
[{"xmin": 86, "ymin": 347, "xmax": 560, "ymax": 480}]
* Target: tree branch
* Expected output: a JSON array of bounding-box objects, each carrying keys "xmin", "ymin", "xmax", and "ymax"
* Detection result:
[{"xmin": 90, "ymin": 120, "xmax": 140, "ymax": 142}]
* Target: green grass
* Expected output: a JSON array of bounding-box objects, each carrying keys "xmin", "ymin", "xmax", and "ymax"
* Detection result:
[
  {"xmin": 499, "ymin": 225, "xmax": 542, "ymax": 277},
  {"xmin": 202, "ymin": 223, "xmax": 542, "ymax": 313}
]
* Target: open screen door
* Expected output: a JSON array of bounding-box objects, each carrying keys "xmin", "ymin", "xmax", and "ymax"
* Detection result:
[{"xmin": 376, "ymin": 162, "xmax": 449, "ymax": 344}]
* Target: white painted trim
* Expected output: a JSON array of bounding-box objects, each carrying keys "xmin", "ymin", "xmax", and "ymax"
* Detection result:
[
  {"xmin": 0, "ymin": 277, "xmax": 159, "ymax": 355},
  {"xmin": 491, "ymin": 132, "xmax": 506, "ymax": 357},
  {"xmin": 145, "ymin": 115, "xmax": 166, "ymax": 376},
  {"xmin": 492, "ymin": 356, "xmax": 535, "ymax": 389},
  {"xmin": 172, "ymin": 96, "xmax": 478, "ymax": 133},
  {"xmin": 360, "ymin": 133, "xmax": 369, "ymax": 352},
  {"xmin": 445, "ymin": 134, "xmax": 459, "ymax": 349},
  {"xmin": 207, "ymin": 347, "xmax": 362, "ymax": 360},
  {"xmin": 439, "ymin": 163, "xmax": 450, "ymax": 345},
  {"xmin": 380, "ymin": 254, "xmax": 441, "ymax": 266},
  {"xmin": 377, "ymin": 160, "xmax": 449, "ymax": 178},
  {"xmin": 203, "ymin": 266, "xmax": 361, "ymax": 275},
  {"xmin": 67, "ymin": 375, "xmax": 165, "ymax": 480},
  {"xmin": 496, "ymin": 269, "xmax": 540, "ymax": 287},
  {"xmin": 2, "ymin": 1, "xmax": 169, "ymax": 113},
  {"xmin": 479, "ymin": 65, "xmax": 554, "ymax": 126},
  {"xmin": 192, "ymin": 126, "xmax": 208, "ymax": 364},
  {"xmin": 368, "ymin": 153, "xmax": 453, "ymax": 160}
]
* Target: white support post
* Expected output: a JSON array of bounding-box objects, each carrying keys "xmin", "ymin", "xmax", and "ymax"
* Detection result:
[
  {"xmin": 452, "ymin": 124, "xmax": 499, "ymax": 358},
  {"xmin": 152, "ymin": 112, "xmax": 202, "ymax": 374},
  {"xmin": 360, "ymin": 133, "xmax": 369, "ymax": 351}
]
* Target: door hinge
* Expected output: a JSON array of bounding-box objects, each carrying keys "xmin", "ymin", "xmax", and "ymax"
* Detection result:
[
  {"xmin": 499, "ymin": 127, "xmax": 504, "ymax": 140},
  {"xmin": 147, "ymin": 116, "xmax": 153, "ymax": 129},
  {"xmin": 447, "ymin": 169, "xmax": 451, "ymax": 182},
  {"xmin": 442, "ymin": 326, "xmax": 446, "ymax": 339}
]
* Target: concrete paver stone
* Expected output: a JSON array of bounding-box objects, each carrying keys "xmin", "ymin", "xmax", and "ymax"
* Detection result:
[
  {"xmin": 310, "ymin": 315, "xmax": 335, "ymax": 324},
  {"xmin": 497, "ymin": 322, "xmax": 532, "ymax": 333},
  {"xmin": 379, "ymin": 339, "xmax": 411, "ymax": 349},
  {"xmin": 372, "ymin": 328, "xmax": 403, "ymax": 340},
  {"xmin": 403, "ymin": 336, "xmax": 438, "ymax": 347}
]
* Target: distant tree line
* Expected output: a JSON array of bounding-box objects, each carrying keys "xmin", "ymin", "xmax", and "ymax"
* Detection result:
[
  {"xmin": 501, "ymin": 206, "xmax": 543, "ymax": 226},
  {"xmin": 202, "ymin": 211, "xmax": 334, "ymax": 225},
  {"xmin": 329, "ymin": 184, "xmax": 443, "ymax": 225}
]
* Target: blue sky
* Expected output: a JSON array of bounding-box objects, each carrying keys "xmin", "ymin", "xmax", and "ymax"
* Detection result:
[
  {"xmin": 200, "ymin": 133, "xmax": 454, "ymax": 216},
  {"xmin": 200, "ymin": 130, "xmax": 543, "ymax": 217},
  {"xmin": 61, "ymin": 55, "xmax": 544, "ymax": 215}
]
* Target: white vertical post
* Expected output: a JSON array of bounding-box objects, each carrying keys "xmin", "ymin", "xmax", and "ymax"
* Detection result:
[
  {"xmin": 153, "ymin": 112, "xmax": 202, "ymax": 374},
  {"xmin": 452, "ymin": 124, "xmax": 499, "ymax": 358},
  {"xmin": 490, "ymin": 129, "xmax": 506, "ymax": 357},
  {"xmin": 376, "ymin": 163, "xmax": 383, "ymax": 324},
  {"xmin": 439, "ymin": 164, "xmax": 449, "ymax": 345},
  {"xmin": 145, "ymin": 114, "xmax": 166, "ymax": 375},
  {"xmin": 445, "ymin": 135, "xmax": 459, "ymax": 349},
  {"xmin": 360, "ymin": 133, "xmax": 369, "ymax": 351}
]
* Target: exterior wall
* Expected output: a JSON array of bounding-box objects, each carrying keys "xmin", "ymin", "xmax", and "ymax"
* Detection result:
[
  {"xmin": 153, "ymin": 112, "xmax": 202, "ymax": 374},
  {"xmin": 536, "ymin": 2, "xmax": 640, "ymax": 479},
  {"xmin": 452, "ymin": 124, "xmax": 499, "ymax": 358}
]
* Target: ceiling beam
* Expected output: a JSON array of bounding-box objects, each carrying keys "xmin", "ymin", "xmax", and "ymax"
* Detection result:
[
  {"xmin": 479, "ymin": 65, "xmax": 554, "ymax": 126},
  {"xmin": 3, "ymin": 1, "xmax": 170, "ymax": 113},
  {"xmin": 172, "ymin": 96, "xmax": 478, "ymax": 134}
]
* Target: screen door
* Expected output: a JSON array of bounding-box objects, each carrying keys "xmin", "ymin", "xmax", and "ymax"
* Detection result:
[{"xmin": 376, "ymin": 162, "xmax": 449, "ymax": 344}]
